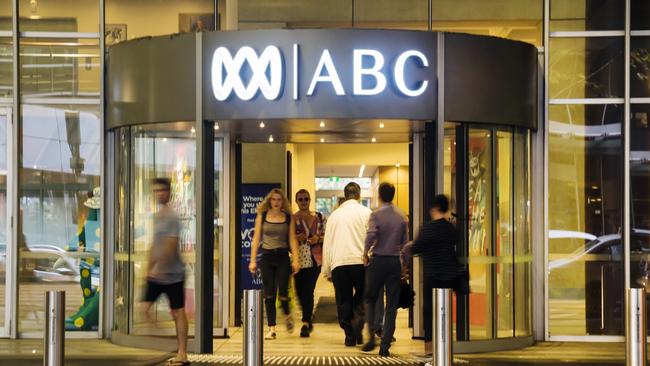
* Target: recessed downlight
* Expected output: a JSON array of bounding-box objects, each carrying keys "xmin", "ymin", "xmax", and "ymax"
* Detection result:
[
  {"xmin": 371, "ymin": 137, "xmax": 377, "ymax": 143},
  {"xmin": 268, "ymin": 135, "xmax": 274, "ymax": 142},
  {"xmin": 320, "ymin": 138, "xmax": 325, "ymax": 143},
  {"xmin": 320, "ymin": 121, "xmax": 325, "ymax": 128},
  {"xmin": 259, "ymin": 121, "xmax": 265, "ymax": 128},
  {"xmin": 379, "ymin": 122, "xmax": 385, "ymax": 129},
  {"xmin": 214, "ymin": 123, "xmax": 220, "ymax": 130}
]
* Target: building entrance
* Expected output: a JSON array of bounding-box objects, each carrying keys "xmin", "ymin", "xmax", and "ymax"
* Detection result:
[{"xmin": 105, "ymin": 28, "xmax": 538, "ymax": 354}]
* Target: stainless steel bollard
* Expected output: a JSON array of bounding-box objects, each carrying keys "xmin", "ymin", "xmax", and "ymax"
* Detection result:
[
  {"xmin": 44, "ymin": 291, "xmax": 65, "ymax": 366},
  {"xmin": 432, "ymin": 288, "xmax": 452, "ymax": 366},
  {"xmin": 244, "ymin": 289, "xmax": 263, "ymax": 366},
  {"xmin": 626, "ymin": 288, "xmax": 647, "ymax": 366}
]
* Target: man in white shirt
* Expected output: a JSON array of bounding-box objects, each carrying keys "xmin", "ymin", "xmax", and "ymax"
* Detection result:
[{"xmin": 322, "ymin": 182, "xmax": 372, "ymax": 346}]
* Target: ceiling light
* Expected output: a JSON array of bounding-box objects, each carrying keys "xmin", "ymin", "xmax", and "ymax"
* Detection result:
[
  {"xmin": 259, "ymin": 121, "xmax": 265, "ymax": 128},
  {"xmin": 320, "ymin": 138, "xmax": 325, "ymax": 142},
  {"xmin": 191, "ymin": 127, "xmax": 196, "ymax": 134},
  {"xmin": 214, "ymin": 123, "xmax": 220, "ymax": 130},
  {"xmin": 379, "ymin": 122, "xmax": 385, "ymax": 128},
  {"xmin": 268, "ymin": 135, "xmax": 274, "ymax": 142},
  {"xmin": 371, "ymin": 137, "xmax": 377, "ymax": 143},
  {"xmin": 320, "ymin": 121, "xmax": 325, "ymax": 128},
  {"xmin": 163, "ymin": 137, "xmax": 168, "ymax": 142},
  {"xmin": 396, "ymin": 163, "xmax": 400, "ymax": 168},
  {"xmin": 358, "ymin": 165, "xmax": 366, "ymax": 178}
]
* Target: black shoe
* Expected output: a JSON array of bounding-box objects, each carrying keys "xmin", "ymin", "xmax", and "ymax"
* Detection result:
[
  {"xmin": 355, "ymin": 328, "xmax": 363, "ymax": 345},
  {"xmin": 300, "ymin": 324, "xmax": 310, "ymax": 338},
  {"xmin": 344, "ymin": 336, "xmax": 356, "ymax": 347},
  {"xmin": 361, "ymin": 338, "xmax": 376, "ymax": 352},
  {"xmin": 378, "ymin": 347, "xmax": 390, "ymax": 357},
  {"xmin": 308, "ymin": 322, "xmax": 313, "ymax": 332}
]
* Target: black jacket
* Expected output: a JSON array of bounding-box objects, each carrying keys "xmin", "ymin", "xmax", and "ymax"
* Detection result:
[{"xmin": 411, "ymin": 219, "xmax": 459, "ymax": 281}]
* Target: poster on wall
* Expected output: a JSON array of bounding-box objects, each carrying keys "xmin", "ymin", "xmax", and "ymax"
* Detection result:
[{"xmin": 241, "ymin": 183, "xmax": 280, "ymax": 290}]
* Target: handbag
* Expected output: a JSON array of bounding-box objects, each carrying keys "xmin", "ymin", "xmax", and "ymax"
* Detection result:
[{"xmin": 398, "ymin": 280, "xmax": 415, "ymax": 309}]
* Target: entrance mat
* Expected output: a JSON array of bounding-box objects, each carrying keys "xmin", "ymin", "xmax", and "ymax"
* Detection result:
[
  {"xmin": 312, "ymin": 296, "xmax": 338, "ymax": 324},
  {"xmin": 186, "ymin": 355, "xmax": 422, "ymax": 366}
]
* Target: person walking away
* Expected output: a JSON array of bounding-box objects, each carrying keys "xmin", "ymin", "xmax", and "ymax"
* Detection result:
[
  {"xmin": 322, "ymin": 182, "xmax": 371, "ymax": 346},
  {"xmin": 362, "ymin": 182, "xmax": 409, "ymax": 357},
  {"xmin": 141, "ymin": 178, "xmax": 189, "ymax": 366},
  {"xmin": 248, "ymin": 188, "xmax": 301, "ymax": 340},
  {"xmin": 293, "ymin": 189, "xmax": 326, "ymax": 337},
  {"xmin": 411, "ymin": 194, "xmax": 459, "ymax": 355}
]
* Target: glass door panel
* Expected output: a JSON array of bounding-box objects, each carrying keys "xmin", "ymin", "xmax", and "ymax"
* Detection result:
[
  {"xmin": 0, "ymin": 109, "xmax": 9, "ymax": 336},
  {"xmin": 467, "ymin": 128, "xmax": 493, "ymax": 340},
  {"xmin": 213, "ymin": 135, "xmax": 224, "ymax": 331},
  {"xmin": 496, "ymin": 131, "xmax": 514, "ymax": 338},
  {"xmin": 130, "ymin": 122, "xmax": 196, "ymax": 336}
]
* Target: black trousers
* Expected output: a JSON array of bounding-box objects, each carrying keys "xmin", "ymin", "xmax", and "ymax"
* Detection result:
[
  {"xmin": 331, "ymin": 264, "xmax": 365, "ymax": 339},
  {"xmin": 294, "ymin": 266, "xmax": 321, "ymax": 323},
  {"xmin": 260, "ymin": 250, "xmax": 291, "ymax": 326},
  {"xmin": 423, "ymin": 277, "xmax": 455, "ymax": 342},
  {"xmin": 364, "ymin": 256, "xmax": 401, "ymax": 349}
]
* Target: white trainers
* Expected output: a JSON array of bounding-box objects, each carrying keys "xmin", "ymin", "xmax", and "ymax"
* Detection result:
[{"xmin": 264, "ymin": 330, "xmax": 277, "ymax": 340}]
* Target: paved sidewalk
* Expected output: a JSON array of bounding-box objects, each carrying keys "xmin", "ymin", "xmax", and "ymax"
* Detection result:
[{"xmin": 0, "ymin": 338, "xmax": 172, "ymax": 366}]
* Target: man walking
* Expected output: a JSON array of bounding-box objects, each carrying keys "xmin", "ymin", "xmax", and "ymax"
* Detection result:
[
  {"xmin": 362, "ymin": 182, "xmax": 408, "ymax": 357},
  {"xmin": 322, "ymin": 182, "xmax": 372, "ymax": 346},
  {"xmin": 141, "ymin": 178, "xmax": 189, "ymax": 366}
]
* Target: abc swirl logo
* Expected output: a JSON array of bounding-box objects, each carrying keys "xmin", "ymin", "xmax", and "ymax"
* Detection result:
[{"xmin": 211, "ymin": 46, "xmax": 283, "ymax": 101}]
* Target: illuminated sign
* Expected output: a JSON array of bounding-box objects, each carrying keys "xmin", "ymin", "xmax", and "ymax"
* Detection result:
[
  {"xmin": 210, "ymin": 45, "xmax": 430, "ymax": 101},
  {"xmin": 202, "ymin": 29, "xmax": 438, "ymax": 120}
]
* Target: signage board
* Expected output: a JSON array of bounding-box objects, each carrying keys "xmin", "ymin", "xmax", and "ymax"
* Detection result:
[
  {"xmin": 203, "ymin": 29, "xmax": 437, "ymax": 121},
  {"xmin": 240, "ymin": 183, "xmax": 280, "ymax": 290}
]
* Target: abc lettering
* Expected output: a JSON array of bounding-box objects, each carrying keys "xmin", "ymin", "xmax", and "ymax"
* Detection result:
[{"xmin": 211, "ymin": 45, "xmax": 429, "ymax": 101}]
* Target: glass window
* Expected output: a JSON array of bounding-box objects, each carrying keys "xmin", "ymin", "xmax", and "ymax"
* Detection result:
[
  {"xmin": 113, "ymin": 127, "xmax": 129, "ymax": 334},
  {"xmin": 0, "ymin": 38, "xmax": 12, "ymax": 99},
  {"xmin": 630, "ymin": 105, "xmax": 650, "ymax": 296},
  {"xmin": 106, "ymin": 0, "xmax": 214, "ymax": 44},
  {"xmin": 213, "ymin": 134, "xmax": 223, "ymax": 330},
  {"xmin": 18, "ymin": 104, "xmax": 101, "ymax": 333},
  {"xmin": 631, "ymin": 37, "xmax": 650, "ymax": 98},
  {"xmin": 514, "ymin": 130, "xmax": 532, "ymax": 336},
  {"xmin": 354, "ymin": 0, "xmax": 427, "ymax": 30},
  {"xmin": 130, "ymin": 122, "xmax": 196, "ymax": 336},
  {"xmin": 468, "ymin": 128, "xmax": 493, "ymax": 340},
  {"xmin": 19, "ymin": 38, "xmax": 100, "ymax": 99},
  {"xmin": 238, "ymin": 0, "xmax": 351, "ymax": 30},
  {"xmin": 631, "ymin": 0, "xmax": 650, "ymax": 31},
  {"xmin": 0, "ymin": 110, "xmax": 7, "ymax": 332},
  {"xmin": 0, "ymin": 0, "xmax": 11, "ymax": 31},
  {"xmin": 19, "ymin": 0, "xmax": 99, "ymax": 33},
  {"xmin": 431, "ymin": 0, "xmax": 543, "ymax": 47},
  {"xmin": 550, "ymin": 0, "xmax": 624, "ymax": 32},
  {"xmin": 549, "ymin": 37, "xmax": 624, "ymax": 99},
  {"xmin": 496, "ymin": 131, "xmax": 514, "ymax": 338},
  {"xmin": 548, "ymin": 104, "xmax": 623, "ymax": 336}
]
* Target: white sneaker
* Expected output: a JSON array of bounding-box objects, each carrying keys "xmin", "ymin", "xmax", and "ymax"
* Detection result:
[{"xmin": 264, "ymin": 330, "xmax": 276, "ymax": 340}]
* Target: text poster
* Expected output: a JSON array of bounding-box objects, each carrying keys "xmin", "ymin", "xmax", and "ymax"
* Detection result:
[{"xmin": 241, "ymin": 183, "xmax": 280, "ymax": 290}]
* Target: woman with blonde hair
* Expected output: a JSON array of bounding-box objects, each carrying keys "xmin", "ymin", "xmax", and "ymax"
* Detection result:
[{"xmin": 249, "ymin": 188, "xmax": 301, "ymax": 339}]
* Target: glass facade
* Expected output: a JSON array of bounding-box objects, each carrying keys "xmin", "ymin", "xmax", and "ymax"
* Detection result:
[{"xmin": 0, "ymin": 0, "xmax": 643, "ymax": 348}]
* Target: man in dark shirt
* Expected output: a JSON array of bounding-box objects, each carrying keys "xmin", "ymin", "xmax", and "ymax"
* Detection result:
[
  {"xmin": 362, "ymin": 183, "xmax": 408, "ymax": 357},
  {"xmin": 411, "ymin": 194, "xmax": 458, "ymax": 355}
]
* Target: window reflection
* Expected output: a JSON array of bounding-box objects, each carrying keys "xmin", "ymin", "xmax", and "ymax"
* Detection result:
[
  {"xmin": 548, "ymin": 104, "xmax": 623, "ymax": 336},
  {"xmin": 18, "ymin": 0, "xmax": 99, "ymax": 33},
  {"xmin": 550, "ymin": 0, "xmax": 624, "ymax": 32},
  {"xmin": 18, "ymin": 104, "xmax": 101, "ymax": 333},
  {"xmin": 631, "ymin": 37, "xmax": 650, "ymax": 98},
  {"xmin": 0, "ymin": 38, "xmax": 11, "ymax": 99}
]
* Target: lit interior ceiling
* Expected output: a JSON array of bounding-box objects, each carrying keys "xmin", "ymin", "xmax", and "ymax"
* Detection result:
[{"xmin": 217, "ymin": 119, "xmax": 425, "ymax": 143}]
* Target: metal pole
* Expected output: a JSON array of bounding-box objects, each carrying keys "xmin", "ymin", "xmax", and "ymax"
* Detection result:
[
  {"xmin": 626, "ymin": 288, "xmax": 646, "ymax": 366},
  {"xmin": 243, "ymin": 289, "xmax": 263, "ymax": 366},
  {"xmin": 432, "ymin": 288, "xmax": 452, "ymax": 366},
  {"xmin": 44, "ymin": 291, "xmax": 65, "ymax": 366}
]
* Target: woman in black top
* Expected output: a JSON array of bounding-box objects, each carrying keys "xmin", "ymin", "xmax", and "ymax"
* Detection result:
[{"xmin": 411, "ymin": 194, "xmax": 458, "ymax": 354}]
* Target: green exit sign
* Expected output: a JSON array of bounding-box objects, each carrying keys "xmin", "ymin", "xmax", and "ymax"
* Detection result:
[{"xmin": 328, "ymin": 176, "xmax": 340, "ymax": 182}]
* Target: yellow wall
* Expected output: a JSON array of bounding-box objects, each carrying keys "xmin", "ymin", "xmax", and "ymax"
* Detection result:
[
  {"xmin": 242, "ymin": 143, "xmax": 286, "ymax": 189},
  {"xmin": 287, "ymin": 144, "xmax": 316, "ymax": 212},
  {"xmin": 377, "ymin": 165, "xmax": 410, "ymax": 215},
  {"xmin": 313, "ymin": 143, "xmax": 409, "ymax": 167}
]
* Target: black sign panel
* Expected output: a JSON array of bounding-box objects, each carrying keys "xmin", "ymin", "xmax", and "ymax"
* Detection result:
[{"xmin": 202, "ymin": 29, "xmax": 437, "ymax": 120}]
